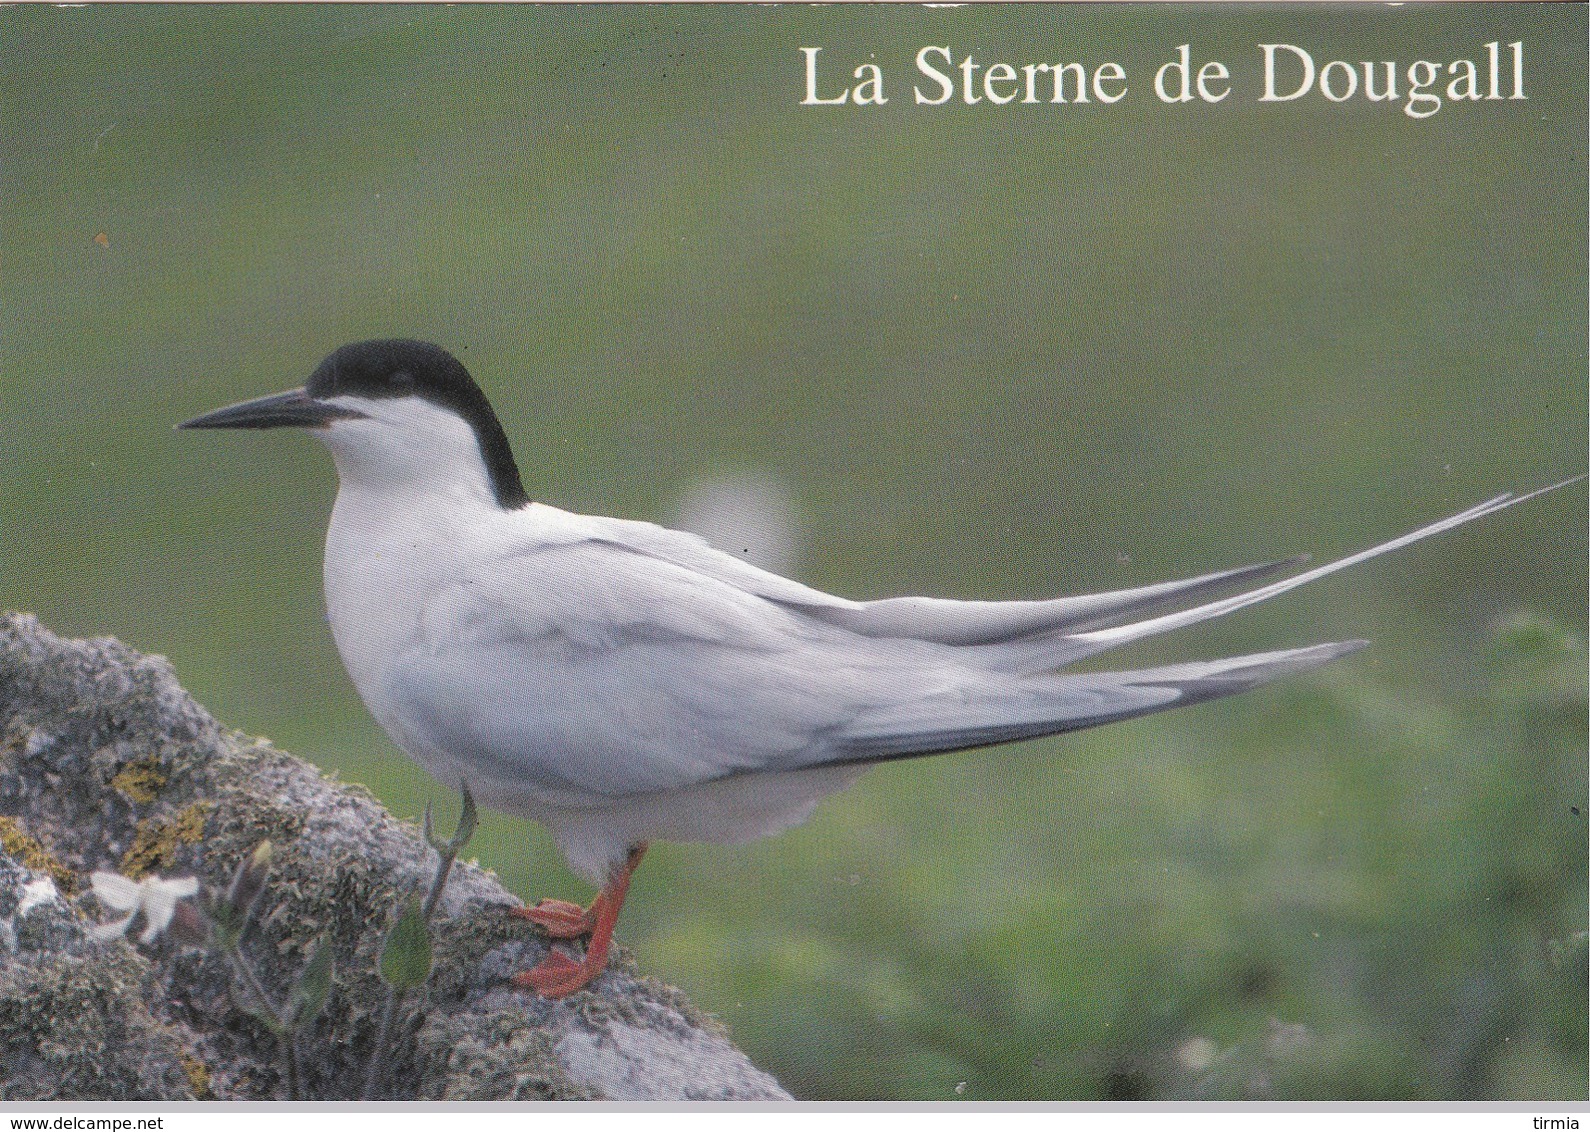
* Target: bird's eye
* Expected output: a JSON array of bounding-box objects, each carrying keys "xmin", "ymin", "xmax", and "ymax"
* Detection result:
[{"xmin": 391, "ymin": 371, "xmax": 414, "ymax": 389}]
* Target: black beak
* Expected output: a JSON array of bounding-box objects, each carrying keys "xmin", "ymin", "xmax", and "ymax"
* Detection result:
[{"xmin": 177, "ymin": 388, "xmax": 365, "ymax": 430}]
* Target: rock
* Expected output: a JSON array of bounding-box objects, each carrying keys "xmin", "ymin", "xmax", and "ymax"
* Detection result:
[{"xmin": 0, "ymin": 613, "xmax": 788, "ymax": 1101}]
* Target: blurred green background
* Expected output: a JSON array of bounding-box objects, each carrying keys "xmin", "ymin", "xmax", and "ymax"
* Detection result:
[{"xmin": 2, "ymin": 3, "xmax": 1585, "ymax": 1100}]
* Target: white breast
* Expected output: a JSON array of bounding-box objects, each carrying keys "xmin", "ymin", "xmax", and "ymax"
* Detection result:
[{"xmin": 316, "ymin": 396, "xmax": 511, "ymax": 753}]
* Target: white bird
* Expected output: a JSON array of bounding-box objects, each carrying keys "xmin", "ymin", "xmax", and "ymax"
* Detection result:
[{"xmin": 180, "ymin": 339, "xmax": 1580, "ymax": 997}]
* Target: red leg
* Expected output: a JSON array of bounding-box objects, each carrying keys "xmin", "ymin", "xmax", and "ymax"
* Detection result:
[{"xmin": 514, "ymin": 844, "xmax": 647, "ymax": 998}]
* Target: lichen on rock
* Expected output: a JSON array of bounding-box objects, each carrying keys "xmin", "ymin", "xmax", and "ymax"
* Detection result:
[
  {"xmin": 119, "ymin": 802, "xmax": 211, "ymax": 880},
  {"xmin": 111, "ymin": 758, "xmax": 169, "ymax": 805},
  {"xmin": 0, "ymin": 816, "xmax": 76, "ymax": 895},
  {"xmin": 0, "ymin": 612, "xmax": 788, "ymax": 1101}
]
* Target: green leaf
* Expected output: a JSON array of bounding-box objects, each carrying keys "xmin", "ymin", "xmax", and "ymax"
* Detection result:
[
  {"xmin": 379, "ymin": 898, "xmax": 432, "ymax": 993},
  {"xmin": 207, "ymin": 897, "xmax": 241, "ymax": 952},
  {"xmin": 452, "ymin": 780, "xmax": 479, "ymax": 852},
  {"xmin": 287, "ymin": 938, "xmax": 334, "ymax": 1028},
  {"xmin": 242, "ymin": 1001, "xmax": 286, "ymax": 1035},
  {"xmin": 224, "ymin": 841, "xmax": 273, "ymax": 919}
]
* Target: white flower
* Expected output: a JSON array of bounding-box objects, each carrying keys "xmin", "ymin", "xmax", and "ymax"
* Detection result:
[
  {"xmin": 18, "ymin": 878, "xmax": 61, "ymax": 917},
  {"xmin": 89, "ymin": 871, "xmax": 200, "ymax": 944}
]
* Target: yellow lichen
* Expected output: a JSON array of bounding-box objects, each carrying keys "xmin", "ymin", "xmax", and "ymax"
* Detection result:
[
  {"xmin": 178, "ymin": 1053, "xmax": 213, "ymax": 1099},
  {"xmin": 0, "ymin": 816, "xmax": 77, "ymax": 895},
  {"xmin": 119, "ymin": 802, "xmax": 212, "ymax": 880},
  {"xmin": 111, "ymin": 758, "xmax": 168, "ymax": 804}
]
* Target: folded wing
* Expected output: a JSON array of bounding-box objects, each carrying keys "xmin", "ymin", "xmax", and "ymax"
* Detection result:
[
  {"xmin": 583, "ymin": 508, "xmax": 1311, "ymax": 644},
  {"xmin": 399, "ymin": 479, "xmax": 1578, "ymax": 797},
  {"xmin": 831, "ymin": 640, "xmax": 1367, "ymax": 762}
]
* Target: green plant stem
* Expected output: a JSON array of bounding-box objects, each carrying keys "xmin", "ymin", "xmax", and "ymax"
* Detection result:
[
  {"xmin": 362, "ymin": 994, "xmax": 401, "ymax": 1100},
  {"xmin": 224, "ymin": 947, "xmax": 300, "ymax": 1100},
  {"xmin": 360, "ymin": 804, "xmax": 469, "ymax": 1100},
  {"xmin": 420, "ymin": 841, "xmax": 461, "ymax": 922},
  {"xmin": 283, "ymin": 1033, "xmax": 302, "ymax": 1102},
  {"xmin": 226, "ymin": 946, "xmax": 280, "ymax": 1025}
]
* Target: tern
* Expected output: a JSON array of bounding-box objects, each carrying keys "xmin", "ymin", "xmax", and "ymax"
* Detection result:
[{"xmin": 180, "ymin": 339, "xmax": 1580, "ymax": 997}]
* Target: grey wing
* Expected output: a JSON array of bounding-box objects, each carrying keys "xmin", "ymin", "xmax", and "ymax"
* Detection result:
[
  {"xmin": 595, "ymin": 481, "xmax": 1578, "ymax": 656},
  {"xmin": 394, "ymin": 483, "xmax": 1574, "ymax": 799},
  {"xmin": 588, "ymin": 512, "xmax": 1308, "ymax": 644},
  {"xmin": 392, "ymin": 540, "xmax": 944, "ymax": 800}
]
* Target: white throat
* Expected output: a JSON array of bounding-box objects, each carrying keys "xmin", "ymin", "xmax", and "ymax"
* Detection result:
[
  {"xmin": 314, "ymin": 395, "xmax": 509, "ymax": 716},
  {"xmin": 316, "ymin": 395, "xmax": 501, "ymax": 512}
]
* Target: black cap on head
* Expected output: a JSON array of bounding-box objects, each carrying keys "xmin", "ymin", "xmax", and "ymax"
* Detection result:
[{"xmin": 310, "ymin": 339, "xmax": 529, "ymax": 510}]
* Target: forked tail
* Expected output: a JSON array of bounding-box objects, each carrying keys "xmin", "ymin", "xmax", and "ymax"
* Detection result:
[{"xmin": 825, "ymin": 475, "xmax": 1584, "ymax": 765}]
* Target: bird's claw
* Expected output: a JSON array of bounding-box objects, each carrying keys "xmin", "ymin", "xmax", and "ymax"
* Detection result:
[
  {"xmin": 513, "ymin": 898, "xmax": 597, "ymax": 939},
  {"xmin": 513, "ymin": 949, "xmax": 596, "ymax": 998}
]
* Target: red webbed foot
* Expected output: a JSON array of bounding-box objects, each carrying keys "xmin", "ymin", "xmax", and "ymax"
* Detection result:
[
  {"xmin": 511, "ymin": 844, "xmax": 647, "ymax": 999},
  {"xmin": 512, "ymin": 897, "xmax": 599, "ymax": 939},
  {"xmin": 512, "ymin": 949, "xmax": 597, "ymax": 998}
]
